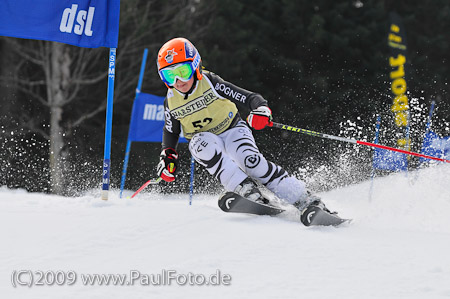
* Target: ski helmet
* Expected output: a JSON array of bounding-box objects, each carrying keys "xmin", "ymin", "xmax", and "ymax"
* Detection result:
[{"xmin": 157, "ymin": 37, "xmax": 202, "ymax": 88}]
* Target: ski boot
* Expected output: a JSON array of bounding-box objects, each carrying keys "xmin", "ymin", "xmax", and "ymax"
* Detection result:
[
  {"xmin": 233, "ymin": 177, "xmax": 268, "ymax": 204},
  {"xmin": 294, "ymin": 191, "xmax": 347, "ymax": 227}
]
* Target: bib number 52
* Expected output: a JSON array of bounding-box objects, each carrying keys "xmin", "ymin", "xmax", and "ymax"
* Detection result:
[{"xmin": 192, "ymin": 117, "xmax": 212, "ymax": 129}]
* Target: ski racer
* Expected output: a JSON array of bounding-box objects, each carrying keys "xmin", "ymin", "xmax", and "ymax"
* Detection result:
[{"xmin": 155, "ymin": 37, "xmax": 341, "ymax": 226}]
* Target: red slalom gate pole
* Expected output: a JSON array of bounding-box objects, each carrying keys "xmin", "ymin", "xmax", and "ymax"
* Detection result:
[
  {"xmin": 357, "ymin": 140, "xmax": 450, "ymax": 163},
  {"xmin": 128, "ymin": 177, "xmax": 162, "ymax": 199},
  {"xmin": 271, "ymin": 122, "xmax": 450, "ymax": 164}
]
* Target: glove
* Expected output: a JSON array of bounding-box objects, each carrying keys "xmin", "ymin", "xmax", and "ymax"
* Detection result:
[
  {"xmin": 247, "ymin": 106, "xmax": 273, "ymax": 130},
  {"xmin": 157, "ymin": 148, "xmax": 178, "ymax": 182}
]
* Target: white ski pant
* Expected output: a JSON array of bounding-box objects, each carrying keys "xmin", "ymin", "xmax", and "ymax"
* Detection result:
[{"xmin": 189, "ymin": 121, "xmax": 306, "ymax": 204}]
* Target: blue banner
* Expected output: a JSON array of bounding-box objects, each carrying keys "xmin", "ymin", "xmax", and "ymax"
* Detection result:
[
  {"xmin": 129, "ymin": 93, "xmax": 187, "ymax": 143},
  {"xmin": 0, "ymin": 0, "xmax": 120, "ymax": 48},
  {"xmin": 420, "ymin": 131, "xmax": 450, "ymax": 163},
  {"xmin": 373, "ymin": 148, "xmax": 407, "ymax": 171}
]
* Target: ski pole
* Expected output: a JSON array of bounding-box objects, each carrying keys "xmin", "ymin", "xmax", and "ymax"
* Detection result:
[
  {"xmin": 128, "ymin": 177, "xmax": 162, "ymax": 199},
  {"xmin": 189, "ymin": 156, "xmax": 195, "ymax": 205},
  {"xmin": 271, "ymin": 122, "xmax": 450, "ymax": 164}
]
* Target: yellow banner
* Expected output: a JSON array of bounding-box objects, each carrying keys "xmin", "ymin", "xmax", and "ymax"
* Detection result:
[{"xmin": 388, "ymin": 12, "xmax": 410, "ymax": 151}]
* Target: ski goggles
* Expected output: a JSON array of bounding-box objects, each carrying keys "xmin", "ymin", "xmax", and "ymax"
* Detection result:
[{"xmin": 159, "ymin": 61, "xmax": 195, "ymax": 86}]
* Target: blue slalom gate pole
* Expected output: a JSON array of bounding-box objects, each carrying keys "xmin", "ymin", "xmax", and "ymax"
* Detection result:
[
  {"xmin": 119, "ymin": 139, "xmax": 133, "ymax": 198},
  {"xmin": 416, "ymin": 100, "xmax": 436, "ymax": 170},
  {"xmin": 189, "ymin": 156, "xmax": 195, "ymax": 205},
  {"xmin": 102, "ymin": 48, "xmax": 117, "ymax": 200},
  {"xmin": 404, "ymin": 110, "xmax": 411, "ymax": 173},
  {"xmin": 119, "ymin": 49, "xmax": 149, "ymax": 198},
  {"xmin": 424, "ymin": 100, "xmax": 436, "ymax": 134},
  {"xmin": 369, "ymin": 115, "xmax": 381, "ymax": 201},
  {"xmin": 135, "ymin": 49, "xmax": 149, "ymax": 96}
]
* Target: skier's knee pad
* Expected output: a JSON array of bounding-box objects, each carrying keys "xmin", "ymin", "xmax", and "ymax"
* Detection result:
[
  {"xmin": 189, "ymin": 132, "xmax": 247, "ymax": 189},
  {"xmin": 189, "ymin": 132, "xmax": 224, "ymax": 163},
  {"xmin": 239, "ymin": 152, "xmax": 267, "ymax": 177}
]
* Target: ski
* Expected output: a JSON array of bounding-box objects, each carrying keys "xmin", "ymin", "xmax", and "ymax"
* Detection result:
[
  {"xmin": 300, "ymin": 205, "xmax": 351, "ymax": 227},
  {"xmin": 218, "ymin": 192, "xmax": 351, "ymax": 227},
  {"xmin": 218, "ymin": 192, "xmax": 285, "ymax": 216}
]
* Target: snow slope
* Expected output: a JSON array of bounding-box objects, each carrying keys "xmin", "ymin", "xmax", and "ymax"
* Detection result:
[{"xmin": 1, "ymin": 164, "xmax": 450, "ymax": 299}]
